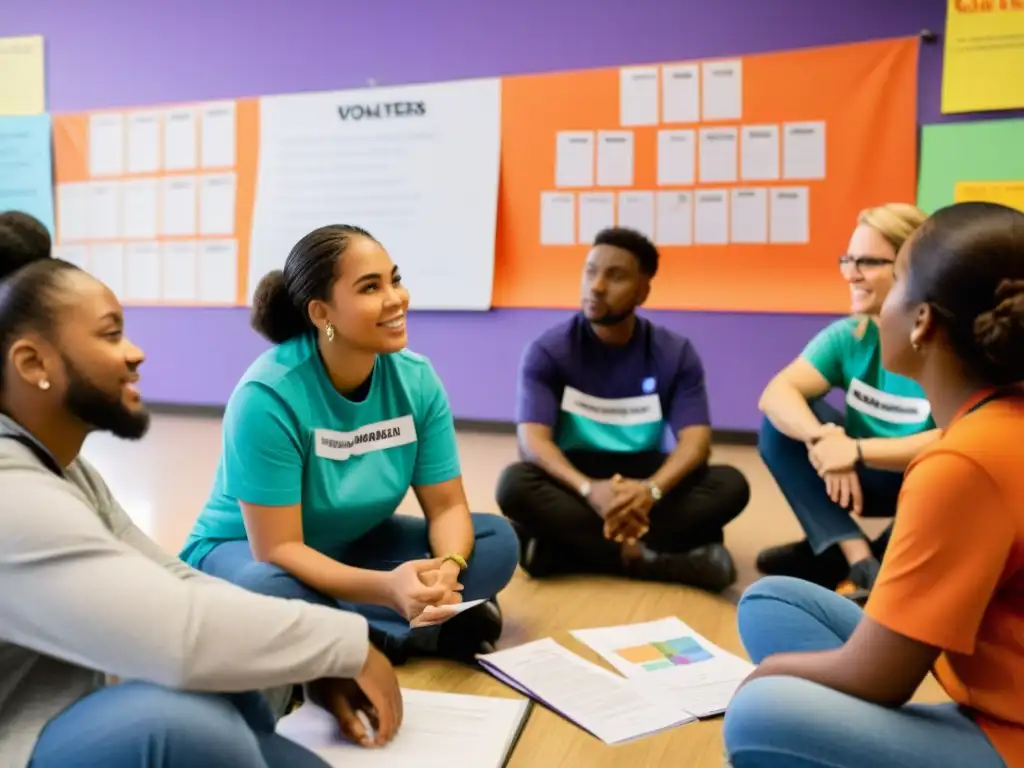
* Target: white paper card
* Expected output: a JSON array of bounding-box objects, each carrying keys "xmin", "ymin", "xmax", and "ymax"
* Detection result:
[
  {"xmin": 578, "ymin": 192, "xmax": 615, "ymax": 244},
  {"xmin": 126, "ymin": 112, "xmax": 161, "ymax": 174},
  {"xmin": 701, "ymin": 59, "xmax": 742, "ymax": 120},
  {"xmin": 619, "ymin": 66, "xmax": 659, "ymax": 126},
  {"xmin": 655, "ymin": 191, "xmax": 693, "ymax": 246},
  {"xmin": 199, "ymin": 173, "xmax": 236, "ymax": 236},
  {"xmin": 741, "ymin": 125, "xmax": 780, "ymax": 181},
  {"xmin": 54, "ymin": 244, "xmax": 90, "ymax": 271},
  {"xmin": 88, "ymin": 182, "xmax": 121, "ymax": 240},
  {"xmin": 694, "ymin": 190, "xmax": 728, "ymax": 245},
  {"xmin": 124, "ymin": 242, "xmax": 162, "ymax": 302},
  {"xmin": 121, "ymin": 178, "xmax": 159, "ymax": 240},
  {"xmin": 161, "ymin": 241, "xmax": 199, "ymax": 302},
  {"xmin": 770, "ymin": 187, "xmax": 810, "ymax": 244},
  {"xmin": 164, "ymin": 108, "xmax": 198, "ymax": 171},
  {"xmin": 540, "ymin": 192, "xmax": 576, "ymax": 246},
  {"xmin": 661, "ymin": 63, "xmax": 699, "ymax": 124},
  {"xmin": 657, "ymin": 129, "xmax": 696, "ymax": 186},
  {"xmin": 56, "ymin": 183, "xmax": 90, "ymax": 243},
  {"xmin": 89, "ymin": 113, "xmax": 124, "ymax": 177},
  {"xmin": 617, "ymin": 192, "xmax": 655, "ymax": 240},
  {"xmin": 201, "ymin": 101, "xmax": 236, "ymax": 168},
  {"xmin": 161, "ymin": 176, "xmax": 197, "ymax": 236},
  {"xmin": 730, "ymin": 188, "xmax": 768, "ymax": 243},
  {"xmin": 596, "ymin": 131, "xmax": 634, "ymax": 187},
  {"xmin": 698, "ymin": 127, "xmax": 738, "ymax": 183},
  {"xmin": 198, "ymin": 239, "xmax": 238, "ymax": 303},
  {"xmin": 555, "ymin": 131, "xmax": 594, "ymax": 188},
  {"xmin": 783, "ymin": 121, "xmax": 826, "ymax": 180}
]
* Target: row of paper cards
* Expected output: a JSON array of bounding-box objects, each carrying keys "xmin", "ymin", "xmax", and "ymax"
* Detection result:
[
  {"xmin": 556, "ymin": 122, "xmax": 825, "ymax": 189},
  {"xmin": 54, "ymin": 240, "xmax": 238, "ymax": 305},
  {"xmin": 541, "ymin": 187, "xmax": 809, "ymax": 247},
  {"xmin": 620, "ymin": 61, "xmax": 742, "ymax": 126},
  {"xmin": 86, "ymin": 104, "xmax": 237, "ymax": 178},
  {"xmin": 55, "ymin": 175, "xmax": 237, "ymax": 243}
]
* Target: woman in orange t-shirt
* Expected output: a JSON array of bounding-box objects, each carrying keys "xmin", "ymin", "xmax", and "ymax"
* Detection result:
[{"xmin": 724, "ymin": 201, "xmax": 1024, "ymax": 768}]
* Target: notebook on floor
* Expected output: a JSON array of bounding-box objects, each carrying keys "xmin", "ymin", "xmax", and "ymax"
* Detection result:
[{"xmin": 276, "ymin": 687, "xmax": 532, "ymax": 767}]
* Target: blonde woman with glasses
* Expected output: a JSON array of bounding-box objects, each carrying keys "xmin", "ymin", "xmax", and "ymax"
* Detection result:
[{"xmin": 754, "ymin": 204, "xmax": 938, "ymax": 602}]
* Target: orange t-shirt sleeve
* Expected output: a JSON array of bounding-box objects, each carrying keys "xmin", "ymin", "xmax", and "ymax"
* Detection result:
[{"xmin": 866, "ymin": 451, "xmax": 1013, "ymax": 655}]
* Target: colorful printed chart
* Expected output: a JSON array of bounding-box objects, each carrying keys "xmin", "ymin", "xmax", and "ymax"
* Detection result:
[{"xmin": 616, "ymin": 636, "xmax": 714, "ymax": 672}]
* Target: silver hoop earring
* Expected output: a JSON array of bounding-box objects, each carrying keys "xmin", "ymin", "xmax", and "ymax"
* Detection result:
[
  {"xmin": 325, "ymin": 322, "xmax": 335, "ymax": 342},
  {"xmin": 38, "ymin": 379, "xmax": 50, "ymax": 391}
]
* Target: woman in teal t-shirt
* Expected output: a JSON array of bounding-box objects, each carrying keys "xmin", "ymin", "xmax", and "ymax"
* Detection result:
[
  {"xmin": 180, "ymin": 225, "xmax": 519, "ymax": 664},
  {"xmin": 755, "ymin": 204, "xmax": 939, "ymax": 599}
]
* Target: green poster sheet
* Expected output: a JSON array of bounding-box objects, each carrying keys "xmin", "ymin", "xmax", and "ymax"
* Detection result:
[{"xmin": 918, "ymin": 119, "xmax": 1024, "ymax": 214}]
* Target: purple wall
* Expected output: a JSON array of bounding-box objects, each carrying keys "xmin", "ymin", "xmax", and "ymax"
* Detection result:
[{"xmin": 0, "ymin": 0, "xmax": 984, "ymax": 429}]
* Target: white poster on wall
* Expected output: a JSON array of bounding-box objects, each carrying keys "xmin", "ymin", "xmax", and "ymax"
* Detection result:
[{"xmin": 246, "ymin": 78, "xmax": 502, "ymax": 311}]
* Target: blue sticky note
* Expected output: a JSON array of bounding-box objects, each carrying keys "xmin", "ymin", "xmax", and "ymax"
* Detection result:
[{"xmin": 0, "ymin": 114, "xmax": 55, "ymax": 236}]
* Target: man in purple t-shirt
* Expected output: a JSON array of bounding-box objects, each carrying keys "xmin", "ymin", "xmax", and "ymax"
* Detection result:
[{"xmin": 495, "ymin": 228, "xmax": 750, "ymax": 592}]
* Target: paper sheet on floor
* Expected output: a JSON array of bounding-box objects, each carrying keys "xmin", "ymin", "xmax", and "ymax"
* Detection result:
[
  {"xmin": 570, "ymin": 616, "xmax": 754, "ymax": 717},
  {"xmin": 477, "ymin": 637, "xmax": 694, "ymax": 744}
]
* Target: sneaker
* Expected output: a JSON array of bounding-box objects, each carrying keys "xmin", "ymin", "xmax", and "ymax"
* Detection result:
[
  {"xmin": 755, "ymin": 539, "xmax": 849, "ymax": 590},
  {"xmin": 629, "ymin": 543, "xmax": 738, "ymax": 593}
]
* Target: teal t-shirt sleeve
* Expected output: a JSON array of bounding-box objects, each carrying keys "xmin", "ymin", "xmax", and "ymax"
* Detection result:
[
  {"xmin": 411, "ymin": 361, "xmax": 462, "ymax": 487},
  {"xmin": 221, "ymin": 382, "xmax": 304, "ymax": 507},
  {"xmin": 799, "ymin": 320, "xmax": 853, "ymax": 389}
]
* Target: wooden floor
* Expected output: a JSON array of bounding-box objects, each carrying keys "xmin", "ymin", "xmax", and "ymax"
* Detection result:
[{"xmin": 81, "ymin": 413, "xmax": 946, "ymax": 767}]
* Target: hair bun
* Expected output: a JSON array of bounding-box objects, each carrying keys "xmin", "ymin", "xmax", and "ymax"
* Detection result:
[
  {"xmin": 250, "ymin": 269, "xmax": 309, "ymax": 344},
  {"xmin": 974, "ymin": 278, "xmax": 1024, "ymax": 383}
]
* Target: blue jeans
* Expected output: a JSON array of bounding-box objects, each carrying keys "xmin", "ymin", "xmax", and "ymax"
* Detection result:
[
  {"xmin": 759, "ymin": 400, "xmax": 903, "ymax": 554},
  {"xmin": 723, "ymin": 577, "xmax": 1006, "ymax": 767},
  {"xmin": 31, "ymin": 683, "xmax": 327, "ymax": 767},
  {"xmin": 198, "ymin": 513, "xmax": 519, "ymax": 647}
]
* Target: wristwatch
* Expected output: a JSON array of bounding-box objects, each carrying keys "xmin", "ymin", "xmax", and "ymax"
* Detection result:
[
  {"xmin": 646, "ymin": 480, "xmax": 663, "ymax": 501},
  {"xmin": 578, "ymin": 480, "xmax": 592, "ymax": 499}
]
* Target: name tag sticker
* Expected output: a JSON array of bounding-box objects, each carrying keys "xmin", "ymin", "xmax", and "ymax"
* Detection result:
[
  {"xmin": 846, "ymin": 379, "xmax": 931, "ymax": 425},
  {"xmin": 560, "ymin": 386, "xmax": 663, "ymax": 426},
  {"xmin": 314, "ymin": 415, "xmax": 417, "ymax": 461}
]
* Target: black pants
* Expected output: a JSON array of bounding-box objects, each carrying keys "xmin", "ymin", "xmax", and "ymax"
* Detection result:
[{"xmin": 495, "ymin": 451, "xmax": 751, "ymax": 575}]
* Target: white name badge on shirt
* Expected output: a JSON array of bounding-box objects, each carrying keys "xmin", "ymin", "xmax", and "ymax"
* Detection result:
[
  {"xmin": 560, "ymin": 386, "xmax": 663, "ymax": 426},
  {"xmin": 314, "ymin": 415, "xmax": 417, "ymax": 462},
  {"xmin": 847, "ymin": 378, "xmax": 931, "ymax": 425}
]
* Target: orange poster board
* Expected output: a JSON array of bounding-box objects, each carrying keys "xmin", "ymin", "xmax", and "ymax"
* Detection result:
[
  {"xmin": 492, "ymin": 37, "xmax": 919, "ymax": 313},
  {"xmin": 51, "ymin": 101, "xmax": 259, "ymax": 306}
]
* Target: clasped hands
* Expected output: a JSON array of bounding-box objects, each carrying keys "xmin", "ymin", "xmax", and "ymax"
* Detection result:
[
  {"xmin": 806, "ymin": 422, "xmax": 863, "ymax": 515},
  {"xmin": 588, "ymin": 474, "xmax": 656, "ymax": 544},
  {"xmin": 386, "ymin": 556, "xmax": 465, "ymax": 628}
]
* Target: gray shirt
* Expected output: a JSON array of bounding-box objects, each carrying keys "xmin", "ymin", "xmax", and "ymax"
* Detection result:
[{"xmin": 0, "ymin": 416, "xmax": 370, "ymax": 767}]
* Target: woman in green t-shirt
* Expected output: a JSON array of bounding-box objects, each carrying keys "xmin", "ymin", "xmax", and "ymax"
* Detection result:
[{"xmin": 755, "ymin": 203, "xmax": 939, "ymax": 599}]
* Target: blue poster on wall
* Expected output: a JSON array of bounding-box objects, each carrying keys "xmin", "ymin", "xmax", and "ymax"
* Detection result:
[{"xmin": 0, "ymin": 114, "xmax": 54, "ymax": 235}]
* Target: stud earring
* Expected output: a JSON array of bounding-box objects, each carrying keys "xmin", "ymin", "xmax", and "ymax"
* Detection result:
[
  {"xmin": 912, "ymin": 340, "xmax": 921, "ymax": 352},
  {"xmin": 38, "ymin": 379, "xmax": 50, "ymax": 391},
  {"xmin": 325, "ymin": 322, "xmax": 335, "ymax": 342}
]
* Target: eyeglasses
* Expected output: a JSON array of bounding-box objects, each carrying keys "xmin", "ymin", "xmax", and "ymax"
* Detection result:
[{"xmin": 838, "ymin": 254, "xmax": 895, "ymax": 273}]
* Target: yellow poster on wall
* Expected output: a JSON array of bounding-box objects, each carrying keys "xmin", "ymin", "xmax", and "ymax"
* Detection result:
[
  {"xmin": 954, "ymin": 180, "xmax": 1024, "ymax": 212},
  {"xmin": 942, "ymin": 0, "xmax": 1024, "ymax": 114}
]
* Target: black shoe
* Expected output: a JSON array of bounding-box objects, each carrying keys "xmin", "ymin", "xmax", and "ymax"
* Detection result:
[
  {"xmin": 629, "ymin": 543, "xmax": 738, "ymax": 593},
  {"xmin": 368, "ymin": 625, "xmax": 411, "ymax": 666},
  {"xmin": 755, "ymin": 539, "xmax": 848, "ymax": 589}
]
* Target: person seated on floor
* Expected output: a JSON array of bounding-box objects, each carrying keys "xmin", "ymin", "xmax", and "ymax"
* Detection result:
[
  {"xmin": 0, "ymin": 209, "xmax": 52, "ymax": 268},
  {"xmin": 180, "ymin": 224, "xmax": 519, "ymax": 665},
  {"xmin": 0, "ymin": 257, "xmax": 404, "ymax": 768},
  {"xmin": 755, "ymin": 203, "xmax": 937, "ymax": 600},
  {"xmin": 495, "ymin": 227, "xmax": 750, "ymax": 593},
  {"xmin": 723, "ymin": 201, "xmax": 1024, "ymax": 768}
]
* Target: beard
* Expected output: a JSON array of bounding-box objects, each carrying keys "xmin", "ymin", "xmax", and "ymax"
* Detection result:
[
  {"xmin": 587, "ymin": 308, "xmax": 634, "ymax": 326},
  {"xmin": 62, "ymin": 356, "xmax": 150, "ymax": 440}
]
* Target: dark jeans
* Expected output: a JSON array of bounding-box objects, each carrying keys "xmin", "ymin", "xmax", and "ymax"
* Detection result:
[
  {"xmin": 758, "ymin": 400, "xmax": 902, "ymax": 556},
  {"xmin": 495, "ymin": 451, "xmax": 750, "ymax": 575}
]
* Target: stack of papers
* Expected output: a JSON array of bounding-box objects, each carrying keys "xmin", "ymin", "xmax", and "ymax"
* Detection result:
[
  {"xmin": 477, "ymin": 617, "xmax": 753, "ymax": 743},
  {"xmin": 478, "ymin": 637, "xmax": 695, "ymax": 744},
  {"xmin": 276, "ymin": 688, "xmax": 531, "ymax": 767},
  {"xmin": 571, "ymin": 616, "xmax": 754, "ymax": 717}
]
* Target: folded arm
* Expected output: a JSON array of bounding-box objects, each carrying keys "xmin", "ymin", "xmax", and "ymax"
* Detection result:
[{"xmin": 758, "ymin": 358, "xmax": 833, "ymax": 443}]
